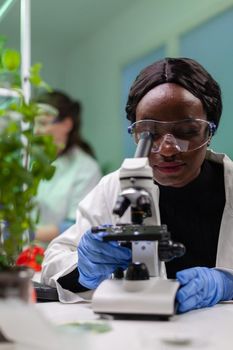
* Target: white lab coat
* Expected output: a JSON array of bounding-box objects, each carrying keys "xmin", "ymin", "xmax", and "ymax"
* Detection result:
[{"xmin": 41, "ymin": 150, "xmax": 233, "ymax": 303}]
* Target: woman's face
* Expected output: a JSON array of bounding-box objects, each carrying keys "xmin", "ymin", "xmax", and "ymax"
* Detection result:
[
  {"xmin": 135, "ymin": 83, "xmax": 209, "ymax": 187},
  {"xmin": 34, "ymin": 114, "xmax": 72, "ymax": 152}
]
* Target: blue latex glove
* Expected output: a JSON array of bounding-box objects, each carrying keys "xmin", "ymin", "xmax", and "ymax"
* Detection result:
[
  {"xmin": 176, "ymin": 267, "xmax": 233, "ymax": 313},
  {"xmin": 77, "ymin": 228, "xmax": 132, "ymax": 289}
]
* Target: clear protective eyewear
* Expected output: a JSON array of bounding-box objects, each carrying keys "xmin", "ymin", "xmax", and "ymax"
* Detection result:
[
  {"xmin": 34, "ymin": 103, "xmax": 60, "ymax": 129},
  {"xmin": 128, "ymin": 118, "xmax": 216, "ymax": 153},
  {"xmin": 37, "ymin": 103, "xmax": 59, "ymax": 118}
]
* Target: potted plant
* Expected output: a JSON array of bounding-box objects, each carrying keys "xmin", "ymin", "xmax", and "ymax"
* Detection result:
[{"xmin": 0, "ymin": 38, "xmax": 56, "ymax": 302}]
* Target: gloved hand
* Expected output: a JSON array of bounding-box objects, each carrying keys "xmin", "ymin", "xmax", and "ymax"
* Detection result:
[
  {"xmin": 176, "ymin": 267, "xmax": 233, "ymax": 313},
  {"xmin": 77, "ymin": 228, "xmax": 132, "ymax": 289}
]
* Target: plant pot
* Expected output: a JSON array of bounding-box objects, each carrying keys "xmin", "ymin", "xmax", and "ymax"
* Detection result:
[
  {"xmin": 0, "ymin": 266, "xmax": 34, "ymax": 343},
  {"xmin": 0, "ymin": 266, "xmax": 34, "ymax": 302}
]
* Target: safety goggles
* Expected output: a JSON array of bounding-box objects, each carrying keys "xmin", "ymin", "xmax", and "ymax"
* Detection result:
[
  {"xmin": 37, "ymin": 103, "xmax": 59, "ymax": 118},
  {"xmin": 128, "ymin": 119, "xmax": 216, "ymax": 153},
  {"xmin": 35, "ymin": 104, "xmax": 60, "ymax": 129}
]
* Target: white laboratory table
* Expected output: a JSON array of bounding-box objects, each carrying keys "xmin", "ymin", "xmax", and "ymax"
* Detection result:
[
  {"xmin": 1, "ymin": 272, "xmax": 233, "ymax": 350},
  {"xmin": 34, "ymin": 300, "xmax": 233, "ymax": 350},
  {"xmin": 1, "ymin": 298, "xmax": 233, "ymax": 350}
]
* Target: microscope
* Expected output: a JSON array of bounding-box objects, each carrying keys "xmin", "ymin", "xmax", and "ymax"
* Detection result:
[{"xmin": 92, "ymin": 132, "xmax": 185, "ymax": 319}]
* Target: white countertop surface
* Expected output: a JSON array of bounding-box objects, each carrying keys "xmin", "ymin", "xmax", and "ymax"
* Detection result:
[
  {"xmin": 34, "ymin": 300, "xmax": 233, "ymax": 350},
  {"xmin": 1, "ymin": 273, "xmax": 233, "ymax": 350}
]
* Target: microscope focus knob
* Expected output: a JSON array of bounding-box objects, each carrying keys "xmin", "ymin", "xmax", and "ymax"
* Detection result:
[
  {"xmin": 158, "ymin": 240, "xmax": 186, "ymax": 262},
  {"xmin": 125, "ymin": 262, "xmax": 149, "ymax": 280}
]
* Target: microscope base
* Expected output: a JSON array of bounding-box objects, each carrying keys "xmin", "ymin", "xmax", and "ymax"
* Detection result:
[{"xmin": 92, "ymin": 277, "xmax": 179, "ymax": 318}]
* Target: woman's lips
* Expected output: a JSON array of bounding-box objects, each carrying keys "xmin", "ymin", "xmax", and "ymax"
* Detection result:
[{"xmin": 154, "ymin": 162, "xmax": 185, "ymax": 174}]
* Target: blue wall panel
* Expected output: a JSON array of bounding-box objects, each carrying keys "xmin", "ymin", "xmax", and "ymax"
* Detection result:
[
  {"xmin": 180, "ymin": 7, "xmax": 233, "ymax": 158},
  {"xmin": 121, "ymin": 47, "xmax": 165, "ymax": 158}
]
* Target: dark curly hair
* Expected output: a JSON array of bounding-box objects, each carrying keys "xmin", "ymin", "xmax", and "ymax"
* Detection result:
[
  {"xmin": 36, "ymin": 90, "xmax": 96, "ymax": 157},
  {"xmin": 125, "ymin": 57, "xmax": 222, "ymax": 129}
]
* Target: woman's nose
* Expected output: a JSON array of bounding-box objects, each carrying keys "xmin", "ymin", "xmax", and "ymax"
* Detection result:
[{"xmin": 154, "ymin": 134, "xmax": 181, "ymax": 156}]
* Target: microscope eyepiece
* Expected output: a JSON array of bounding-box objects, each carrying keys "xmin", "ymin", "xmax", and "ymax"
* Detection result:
[{"xmin": 134, "ymin": 131, "xmax": 154, "ymax": 158}]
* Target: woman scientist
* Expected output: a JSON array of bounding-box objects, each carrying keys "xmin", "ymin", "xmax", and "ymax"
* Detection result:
[
  {"xmin": 34, "ymin": 90, "xmax": 102, "ymax": 243},
  {"xmin": 41, "ymin": 59, "xmax": 233, "ymax": 313}
]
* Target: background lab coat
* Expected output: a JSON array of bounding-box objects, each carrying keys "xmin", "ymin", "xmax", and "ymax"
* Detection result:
[{"xmin": 36, "ymin": 147, "xmax": 102, "ymax": 227}]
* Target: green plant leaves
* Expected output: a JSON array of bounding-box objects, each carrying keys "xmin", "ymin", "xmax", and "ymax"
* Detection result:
[
  {"xmin": 0, "ymin": 39, "xmax": 57, "ymax": 268},
  {"xmin": 2, "ymin": 49, "xmax": 21, "ymax": 71}
]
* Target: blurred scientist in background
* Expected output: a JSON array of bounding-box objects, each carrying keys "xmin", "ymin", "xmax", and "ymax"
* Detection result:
[{"xmin": 34, "ymin": 90, "xmax": 102, "ymax": 243}]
